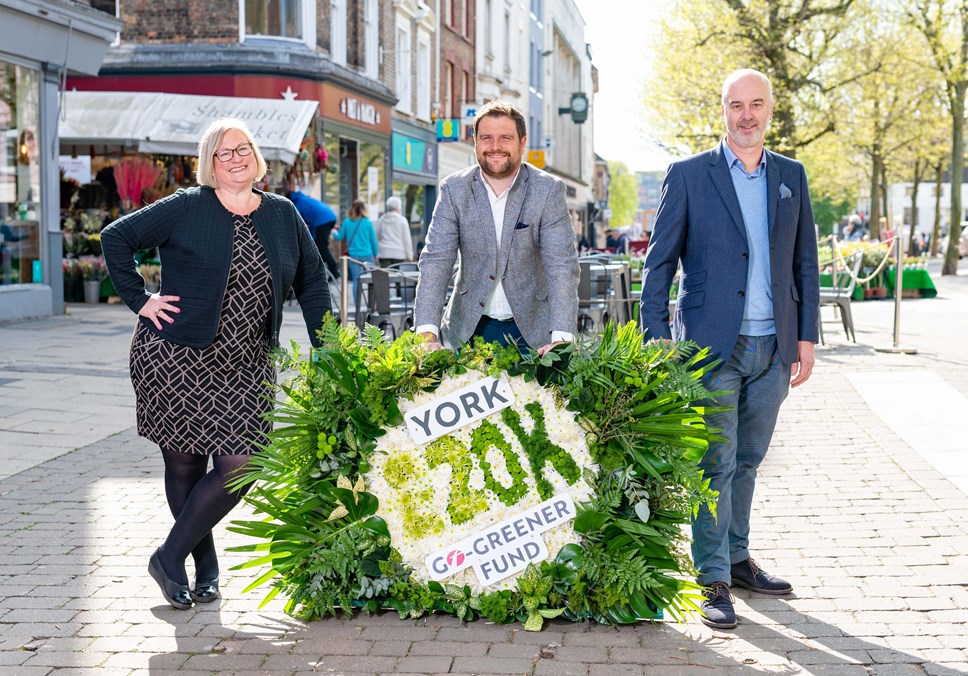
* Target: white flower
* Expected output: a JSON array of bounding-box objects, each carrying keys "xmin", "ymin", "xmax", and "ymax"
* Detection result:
[{"xmin": 367, "ymin": 371, "xmax": 598, "ymax": 590}]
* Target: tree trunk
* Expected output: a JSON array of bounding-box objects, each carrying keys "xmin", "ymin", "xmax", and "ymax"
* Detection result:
[
  {"xmin": 932, "ymin": 160, "xmax": 943, "ymax": 258},
  {"xmin": 869, "ymin": 151, "xmax": 882, "ymax": 240},
  {"xmin": 943, "ymin": 83, "xmax": 966, "ymax": 275},
  {"xmin": 881, "ymin": 164, "xmax": 889, "ymax": 230},
  {"xmin": 909, "ymin": 159, "xmax": 922, "ymax": 256}
]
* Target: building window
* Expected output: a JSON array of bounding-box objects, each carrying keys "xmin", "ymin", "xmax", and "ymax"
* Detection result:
[
  {"xmin": 484, "ymin": 0, "xmax": 493, "ymax": 57},
  {"xmin": 463, "ymin": 70, "xmax": 473, "ymax": 108},
  {"xmin": 241, "ymin": 0, "xmax": 315, "ymax": 48},
  {"xmin": 464, "ymin": 0, "xmax": 474, "ymax": 39},
  {"xmin": 364, "ymin": 0, "xmax": 379, "ymax": 79},
  {"xmin": 417, "ymin": 33, "xmax": 431, "ymax": 120},
  {"xmin": 330, "ymin": 0, "xmax": 347, "ymax": 65},
  {"xmin": 442, "ymin": 61, "xmax": 454, "ymax": 119},
  {"xmin": 90, "ymin": 0, "xmax": 120, "ymax": 44},
  {"xmin": 395, "ymin": 18, "xmax": 412, "ymax": 114},
  {"xmin": 90, "ymin": 0, "xmax": 118, "ymax": 15},
  {"xmin": 504, "ymin": 10, "xmax": 511, "ymax": 70}
]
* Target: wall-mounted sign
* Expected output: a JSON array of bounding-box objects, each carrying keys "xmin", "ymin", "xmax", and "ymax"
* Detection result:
[
  {"xmin": 392, "ymin": 134, "xmax": 437, "ymax": 176},
  {"xmin": 436, "ymin": 119, "xmax": 460, "ymax": 142},
  {"xmin": 339, "ymin": 97, "xmax": 382, "ymax": 127}
]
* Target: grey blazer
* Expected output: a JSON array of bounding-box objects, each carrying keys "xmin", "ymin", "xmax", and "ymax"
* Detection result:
[{"xmin": 414, "ymin": 163, "xmax": 579, "ymax": 349}]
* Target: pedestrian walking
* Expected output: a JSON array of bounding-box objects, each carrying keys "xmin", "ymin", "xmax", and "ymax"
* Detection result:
[
  {"xmin": 375, "ymin": 195, "xmax": 414, "ymax": 267},
  {"xmin": 332, "ymin": 199, "xmax": 378, "ymax": 301},
  {"xmin": 100, "ymin": 117, "xmax": 331, "ymax": 610},
  {"xmin": 289, "ymin": 189, "xmax": 339, "ymax": 278},
  {"xmin": 638, "ymin": 69, "xmax": 820, "ymax": 629},
  {"xmin": 413, "ymin": 100, "xmax": 579, "ymax": 354}
]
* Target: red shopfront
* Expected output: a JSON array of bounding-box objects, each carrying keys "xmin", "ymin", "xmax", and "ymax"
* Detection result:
[{"xmin": 67, "ymin": 75, "xmax": 393, "ymax": 219}]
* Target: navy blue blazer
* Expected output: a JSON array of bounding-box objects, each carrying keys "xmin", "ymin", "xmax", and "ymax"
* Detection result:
[
  {"xmin": 102, "ymin": 186, "xmax": 331, "ymax": 348},
  {"xmin": 639, "ymin": 144, "xmax": 820, "ymax": 369}
]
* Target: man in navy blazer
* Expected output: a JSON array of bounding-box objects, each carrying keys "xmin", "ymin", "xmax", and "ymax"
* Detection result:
[{"xmin": 639, "ymin": 69, "xmax": 819, "ymax": 629}]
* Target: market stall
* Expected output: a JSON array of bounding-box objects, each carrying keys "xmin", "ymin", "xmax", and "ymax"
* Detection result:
[{"xmin": 57, "ymin": 91, "xmax": 322, "ymax": 301}]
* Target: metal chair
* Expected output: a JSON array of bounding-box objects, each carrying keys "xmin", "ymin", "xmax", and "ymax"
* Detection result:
[
  {"xmin": 357, "ymin": 268, "xmax": 414, "ymax": 338},
  {"xmin": 819, "ymin": 252, "xmax": 862, "ymax": 343},
  {"xmin": 577, "ymin": 259, "xmax": 610, "ymax": 335}
]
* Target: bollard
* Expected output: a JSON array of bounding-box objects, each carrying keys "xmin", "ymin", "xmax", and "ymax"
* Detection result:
[
  {"xmin": 875, "ymin": 235, "xmax": 917, "ymax": 354},
  {"xmin": 340, "ymin": 256, "xmax": 349, "ymax": 328}
]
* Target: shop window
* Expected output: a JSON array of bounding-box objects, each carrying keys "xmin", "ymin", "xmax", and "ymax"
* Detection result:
[
  {"xmin": 358, "ymin": 142, "xmax": 386, "ymax": 220},
  {"xmin": 241, "ymin": 0, "xmax": 316, "ymax": 49},
  {"xmin": 0, "ymin": 64, "xmax": 41, "ymax": 285}
]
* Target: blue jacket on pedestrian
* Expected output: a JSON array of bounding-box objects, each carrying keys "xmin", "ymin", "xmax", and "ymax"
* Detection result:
[{"xmin": 289, "ymin": 191, "xmax": 337, "ymax": 236}]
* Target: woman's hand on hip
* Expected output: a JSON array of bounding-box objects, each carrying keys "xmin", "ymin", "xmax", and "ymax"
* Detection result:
[{"xmin": 139, "ymin": 293, "xmax": 181, "ymax": 330}]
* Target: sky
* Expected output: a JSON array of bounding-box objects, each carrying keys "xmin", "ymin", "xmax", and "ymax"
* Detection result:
[{"xmin": 573, "ymin": 0, "xmax": 676, "ymax": 173}]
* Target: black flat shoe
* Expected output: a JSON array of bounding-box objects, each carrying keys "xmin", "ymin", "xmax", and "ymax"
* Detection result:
[
  {"xmin": 192, "ymin": 579, "xmax": 221, "ymax": 603},
  {"xmin": 148, "ymin": 549, "xmax": 193, "ymax": 610}
]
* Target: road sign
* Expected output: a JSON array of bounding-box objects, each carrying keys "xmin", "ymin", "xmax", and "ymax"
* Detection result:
[{"xmin": 527, "ymin": 150, "xmax": 546, "ymax": 169}]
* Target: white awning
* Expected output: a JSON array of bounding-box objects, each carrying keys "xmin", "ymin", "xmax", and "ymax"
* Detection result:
[{"xmin": 59, "ymin": 91, "xmax": 319, "ymax": 164}]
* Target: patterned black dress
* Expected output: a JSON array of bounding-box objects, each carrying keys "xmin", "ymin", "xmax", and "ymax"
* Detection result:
[{"xmin": 129, "ymin": 213, "xmax": 274, "ymax": 455}]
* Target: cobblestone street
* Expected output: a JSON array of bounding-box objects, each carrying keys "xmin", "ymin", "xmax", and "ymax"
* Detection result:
[{"xmin": 1, "ymin": 263, "xmax": 967, "ymax": 674}]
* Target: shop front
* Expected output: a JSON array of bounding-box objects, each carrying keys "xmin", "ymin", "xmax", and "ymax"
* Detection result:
[
  {"xmin": 390, "ymin": 120, "xmax": 438, "ymax": 256},
  {"xmin": 55, "ymin": 90, "xmax": 321, "ymax": 304},
  {"xmin": 67, "ymin": 75, "xmax": 393, "ymax": 224},
  {"xmin": 0, "ymin": 3, "xmax": 118, "ymax": 321}
]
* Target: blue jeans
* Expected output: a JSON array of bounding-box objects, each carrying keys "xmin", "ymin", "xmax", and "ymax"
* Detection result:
[
  {"xmin": 473, "ymin": 316, "xmax": 528, "ymax": 350},
  {"xmin": 692, "ymin": 334, "xmax": 789, "ymax": 585},
  {"xmin": 348, "ymin": 255, "xmax": 376, "ymax": 304}
]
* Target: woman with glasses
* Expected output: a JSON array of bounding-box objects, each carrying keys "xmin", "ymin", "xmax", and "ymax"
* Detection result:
[{"xmin": 101, "ymin": 118, "xmax": 331, "ymax": 610}]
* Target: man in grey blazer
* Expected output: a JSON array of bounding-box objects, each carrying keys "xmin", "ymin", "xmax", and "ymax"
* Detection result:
[
  {"xmin": 639, "ymin": 70, "xmax": 820, "ymax": 629},
  {"xmin": 414, "ymin": 100, "xmax": 579, "ymax": 353}
]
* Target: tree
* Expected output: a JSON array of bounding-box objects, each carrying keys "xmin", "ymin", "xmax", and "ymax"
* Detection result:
[
  {"xmin": 606, "ymin": 162, "xmax": 638, "ymax": 228},
  {"xmin": 647, "ymin": 0, "xmax": 861, "ymax": 159},
  {"xmin": 843, "ymin": 4, "xmax": 942, "ymax": 240},
  {"xmin": 908, "ymin": 0, "xmax": 968, "ymax": 275}
]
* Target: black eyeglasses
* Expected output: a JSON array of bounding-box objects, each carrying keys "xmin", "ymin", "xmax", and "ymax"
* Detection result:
[{"xmin": 214, "ymin": 143, "xmax": 254, "ymax": 162}]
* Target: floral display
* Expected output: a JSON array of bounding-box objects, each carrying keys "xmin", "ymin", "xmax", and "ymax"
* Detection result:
[
  {"xmin": 229, "ymin": 319, "xmax": 719, "ymax": 630},
  {"xmin": 366, "ymin": 370, "xmax": 597, "ymax": 593}
]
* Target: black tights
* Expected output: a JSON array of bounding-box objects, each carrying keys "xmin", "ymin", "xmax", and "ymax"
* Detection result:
[{"xmin": 158, "ymin": 447, "xmax": 252, "ymax": 586}]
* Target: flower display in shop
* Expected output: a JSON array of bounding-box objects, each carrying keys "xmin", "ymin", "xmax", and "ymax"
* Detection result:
[
  {"xmin": 114, "ymin": 157, "xmax": 161, "ymax": 210},
  {"xmin": 229, "ymin": 320, "xmax": 719, "ymax": 630}
]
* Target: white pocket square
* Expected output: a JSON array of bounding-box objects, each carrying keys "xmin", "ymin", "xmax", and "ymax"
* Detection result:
[{"xmin": 779, "ymin": 183, "xmax": 792, "ymax": 199}]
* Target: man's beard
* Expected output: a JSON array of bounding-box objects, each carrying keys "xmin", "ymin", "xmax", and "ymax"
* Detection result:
[{"xmin": 479, "ymin": 152, "xmax": 517, "ymax": 180}]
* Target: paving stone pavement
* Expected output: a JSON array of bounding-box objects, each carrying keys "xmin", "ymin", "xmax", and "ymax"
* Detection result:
[{"xmin": 1, "ymin": 261, "xmax": 967, "ymax": 675}]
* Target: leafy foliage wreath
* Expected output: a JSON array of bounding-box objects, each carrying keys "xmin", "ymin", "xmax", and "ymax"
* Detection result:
[{"xmin": 229, "ymin": 319, "xmax": 719, "ymax": 630}]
